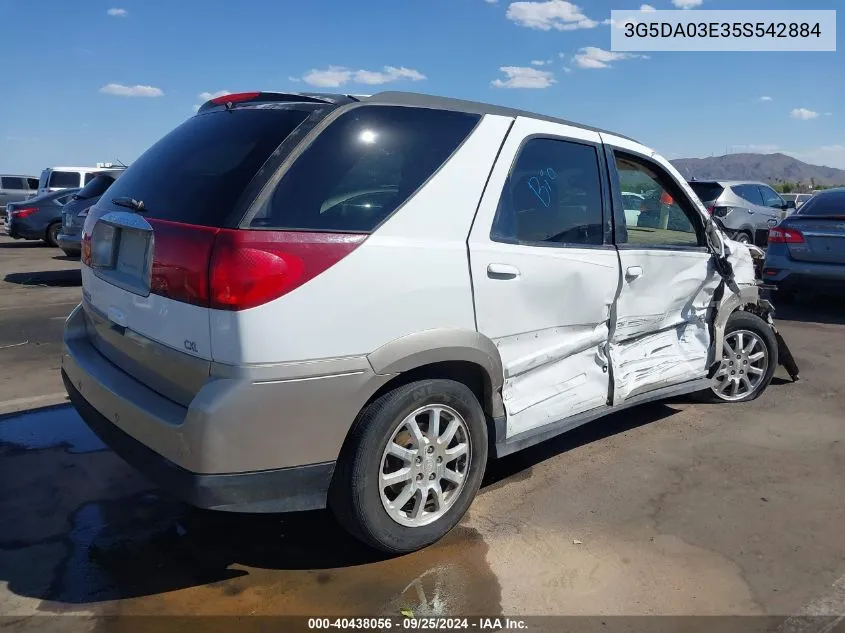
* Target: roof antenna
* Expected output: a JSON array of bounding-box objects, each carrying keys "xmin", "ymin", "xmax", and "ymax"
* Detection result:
[{"xmin": 114, "ymin": 158, "xmax": 127, "ymax": 168}]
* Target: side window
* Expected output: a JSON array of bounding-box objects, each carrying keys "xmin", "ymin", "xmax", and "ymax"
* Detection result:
[
  {"xmin": 758, "ymin": 186, "xmax": 784, "ymax": 208},
  {"xmin": 490, "ymin": 138, "xmax": 604, "ymax": 246},
  {"xmin": 613, "ymin": 152, "xmax": 704, "ymax": 248},
  {"xmin": 252, "ymin": 106, "xmax": 480, "ymax": 232},
  {"xmin": 1, "ymin": 177, "xmax": 25, "ymax": 189},
  {"xmin": 27, "ymin": 178, "xmax": 39, "ymax": 190},
  {"xmin": 49, "ymin": 171, "xmax": 82, "ymax": 188},
  {"xmin": 732, "ymin": 184, "xmax": 764, "ymax": 205},
  {"xmin": 84, "ymin": 173, "xmax": 96, "ymax": 185}
]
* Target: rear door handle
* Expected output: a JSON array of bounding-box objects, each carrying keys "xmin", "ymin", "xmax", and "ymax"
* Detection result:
[
  {"xmin": 625, "ymin": 266, "xmax": 643, "ymax": 281},
  {"xmin": 487, "ymin": 263, "xmax": 520, "ymax": 280}
]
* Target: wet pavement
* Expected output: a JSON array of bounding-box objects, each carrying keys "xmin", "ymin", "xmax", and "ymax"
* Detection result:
[{"xmin": 2, "ymin": 237, "xmax": 845, "ymax": 629}]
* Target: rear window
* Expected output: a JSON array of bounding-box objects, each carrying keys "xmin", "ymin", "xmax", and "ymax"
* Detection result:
[
  {"xmin": 1, "ymin": 177, "xmax": 25, "ymax": 189},
  {"xmin": 77, "ymin": 174, "xmax": 116, "ymax": 200},
  {"xmin": 49, "ymin": 171, "xmax": 81, "ymax": 188},
  {"xmin": 688, "ymin": 182, "xmax": 724, "ymax": 203},
  {"xmin": 27, "ymin": 178, "xmax": 38, "ymax": 189},
  {"xmin": 249, "ymin": 105, "xmax": 480, "ymax": 232},
  {"xmin": 796, "ymin": 191, "xmax": 845, "ymax": 216},
  {"xmin": 103, "ymin": 107, "xmax": 313, "ymax": 226}
]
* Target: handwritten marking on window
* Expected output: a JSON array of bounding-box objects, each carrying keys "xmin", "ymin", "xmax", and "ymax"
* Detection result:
[{"xmin": 528, "ymin": 167, "xmax": 556, "ymax": 208}]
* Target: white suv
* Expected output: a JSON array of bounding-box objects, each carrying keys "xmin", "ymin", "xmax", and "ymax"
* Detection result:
[{"xmin": 62, "ymin": 91, "xmax": 799, "ymax": 553}]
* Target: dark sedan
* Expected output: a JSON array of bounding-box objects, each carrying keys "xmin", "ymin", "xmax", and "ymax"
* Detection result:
[
  {"xmin": 4, "ymin": 189, "xmax": 80, "ymax": 246},
  {"xmin": 57, "ymin": 168, "xmax": 125, "ymax": 256},
  {"xmin": 763, "ymin": 188, "xmax": 845, "ymax": 300}
]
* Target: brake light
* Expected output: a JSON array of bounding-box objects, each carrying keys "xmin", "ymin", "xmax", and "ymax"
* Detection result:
[
  {"xmin": 11, "ymin": 207, "xmax": 37, "ymax": 218},
  {"xmin": 210, "ymin": 91, "xmax": 260, "ymax": 105},
  {"xmin": 768, "ymin": 227, "xmax": 805, "ymax": 244},
  {"xmin": 147, "ymin": 221, "xmax": 367, "ymax": 311}
]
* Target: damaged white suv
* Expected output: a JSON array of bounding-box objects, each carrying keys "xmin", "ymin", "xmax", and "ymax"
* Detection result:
[{"xmin": 62, "ymin": 91, "xmax": 799, "ymax": 554}]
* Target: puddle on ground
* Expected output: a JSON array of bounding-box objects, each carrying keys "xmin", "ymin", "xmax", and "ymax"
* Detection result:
[
  {"xmin": 0, "ymin": 405, "xmax": 502, "ymax": 620},
  {"xmin": 0, "ymin": 405, "xmax": 105, "ymax": 454}
]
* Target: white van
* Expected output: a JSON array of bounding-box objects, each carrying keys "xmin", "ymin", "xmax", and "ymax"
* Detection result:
[{"xmin": 38, "ymin": 165, "xmax": 117, "ymax": 195}]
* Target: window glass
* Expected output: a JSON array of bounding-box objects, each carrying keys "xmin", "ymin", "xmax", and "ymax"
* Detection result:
[
  {"xmin": 253, "ymin": 106, "xmax": 479, "ymax": 232},
  {"xmin": 49, "ymin": 171, "xmax": 81, "ymax": 188},
  {"xmin": 614, "ymin": 153, "xmax": 703, "ymax": 248},
  {"xmin": 84, "ymin": 173, "xmax": 96, "ymax": 185},
  {"xmin": 105, "ymin": 108, "xmax": 311, "ymax": 226},
  {"xmin": 77, "ymin": 174, "xmax": 116, "ymax": 200},
  {"xmin": 490, "ymin": 138, "xmax": 604, "ymax": 246},
  {"xmin": 732, "ymin": 184, "xmax": 764, "ymax": 205},
  {"xmin": 27, "ymin": 178, "xmax": 38, "ymax": 190},
  {"xmin": 796, "ymin": 190, "xmax": 845, "ymax": 216},
  {"xmin": 1, "ymin": 177, "xmax": 25, "ymax": 189},
  {"xmin": 758, "ymin": 186, "xmax": 784, "ymax": 208},
  {"xmin": 689, "ymin": 182, "xmax": 724, "ymax": 203}
]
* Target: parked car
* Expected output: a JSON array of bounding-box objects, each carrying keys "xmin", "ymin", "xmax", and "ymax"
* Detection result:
[
  {"xmin": 61, "ymin": 91, "xmax": 798, "ymax": 554},
  {"xmin": 780, "ymin": 193, "xmax": 814, "ymax": 212},
  {"xmin": 57, "ymin": 168, "xmax": 126, "ymax": 256},
  {"xmin": 37, "ymin": 166, "xmax": 107, "ymax": 196},
  {"xmin": 688, "ymin": 180, "xmax": 795, "ymax": 246},
  {"xmin": 4, "ymin": 189, "xmax": 80, "ymax": 246},
  {"xmin": 0, "ymin": 174, "xmax": 39, "ymax": 212},
  {"xmin": 763, "ymin": 187, "xmax": 845, "ymax": 300}
]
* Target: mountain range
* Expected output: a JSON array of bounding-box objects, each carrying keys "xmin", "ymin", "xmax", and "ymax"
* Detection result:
[{"xmin": 670, "ymin": 153, "xmax": 845, "ymax": 186}]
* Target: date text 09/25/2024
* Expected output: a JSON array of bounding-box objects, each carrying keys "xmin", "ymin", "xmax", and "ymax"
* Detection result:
[{"xmin": 307, "ymin": 618, "xmax": 528, "ymax": 630}]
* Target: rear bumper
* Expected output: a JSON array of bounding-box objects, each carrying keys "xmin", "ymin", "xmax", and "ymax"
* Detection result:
[
  {"xmin": 763, "ymin": 253, "xmax": 845, "ymax": 293},
  {"xmin": 63, "ymin": 370, "xmax": 335, "ymax": 512},
  {"xmin": 61, "ymin": 304, "xmax": 390, "ymax": 511},
  {"xmin": 57, "ymin": 231, "xmax": 81, "ymax": 254}
]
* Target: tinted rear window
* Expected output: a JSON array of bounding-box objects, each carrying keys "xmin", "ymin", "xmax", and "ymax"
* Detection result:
[
  {"xmin": 797, "ymin": 191, "xmax": 845, "ymax": 216},
  {"xmin": 102, "ymin": 108, "xmax": 312, "ymax": 226},
  {"xmin": 49, "ymin": 171, "xmax": 81, "ymax": 188},
  {"xmin": 250, "ymin": 106, "xmax": 480, "ymax": 232},
  {"xmin": 77, "ymin": 174, "xmax": 116, "ymax": 200},
  {"xmin": 688, "ymin": 182, "xmax": 724, "ymax": 202},
  {"xmin": 27, "ymin": 178, "xmax": 38, "ymax": 189},
  {"xmin": 1, "ymin": 177, "xmax": 25, "ymax": 189}
]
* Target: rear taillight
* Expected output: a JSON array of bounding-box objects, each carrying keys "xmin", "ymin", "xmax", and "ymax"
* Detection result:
[
  {"xmin": 211, "ymin": 91, "xmax": 260, "ymax": 105},
  {"xmin": 705, "ymin": 205, "xmax": 714, "ymax": 215},
  {"xmin": 768, "ymin": 227, "xmax": 805, "ymax": 244},
  {"xmin": 11, "ymin": 207, "xmax": 36, "ymax": 218},
  {"xmin": 146, "ymin": 221, "xmax": 366, "ymax": 311}
]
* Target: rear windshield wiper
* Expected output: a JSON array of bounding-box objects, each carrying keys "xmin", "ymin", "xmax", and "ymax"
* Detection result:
[{"xmin": 111, "ymin": 196, "xmax": 146, "ymax": 213}]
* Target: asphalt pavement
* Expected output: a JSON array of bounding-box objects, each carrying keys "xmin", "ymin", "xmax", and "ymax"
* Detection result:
[{"xmin": 1, "ymin": 234, "xmax": 844, "ymax": 631}]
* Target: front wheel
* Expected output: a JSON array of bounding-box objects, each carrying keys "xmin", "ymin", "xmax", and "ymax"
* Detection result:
[
  {"xmin": 709, "ymin": 311, "xmax": 778, "ymax": 402},
  {"xmin": 733, "ymin": 231, "xmax": 752, "ymax": 245},
  {"xmin": 330, "ymin": 379, "xmax": 488, "ymax": 554}
]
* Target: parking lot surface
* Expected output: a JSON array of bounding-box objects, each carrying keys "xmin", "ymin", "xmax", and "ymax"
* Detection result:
[{"xmin": 1, "ymin": 235, "xmax": 844, "ymax": 627}]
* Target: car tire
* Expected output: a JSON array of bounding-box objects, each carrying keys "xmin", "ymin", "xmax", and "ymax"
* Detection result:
[
  {"xmin": 704, "ymin": 311, "xmax": 778, "ymax": 403},
  {"xmin": 734, "ymin": 231, "xmax": 752, "ymax": 245},
  {"xmin": 44, "ymin": 222, "xmax": 60, "ymax": 248},
  {"xmin": 330, "ymin": 379, "xmax": 488, "ymax": 554}
]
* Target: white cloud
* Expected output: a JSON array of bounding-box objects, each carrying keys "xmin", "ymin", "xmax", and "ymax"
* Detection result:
[
  {"xmin": 198, "ymin": 90, "xmax": 231, "ymax": 101},
  {"xmin": 824, "ymin": 112, "xmax": 833, "ymax": 116},
  {"xmin": 301, "ymin": 65, "xmax": 426, "ymax": 87},
  {"xmin": 107, "ymin": 7, "xmax": 127, "ymax": 16},
  {"xmin": 506, "ymin": 1, "xmax": 599, "ymax": 31},
  {"xmin": 791, "ymin": 108, "xmax": 820, "ymax": 120},
  {"xmin": 573, "ymin": 47, "xmax": 646, "ymax": 69},
  {"xmin": 562, "ymin": 66, "xmax": 573, "ymax": 73},
  {"xmin": 485, "ymin": 0, "xmax": 498, "ymax": 3},
  {"xmin": 99, "ymin": 83, "xmax": 163, "ymax": 97},
  {"xmin": 760, "ymin": 96, "xmax": 773, "ymax": 102},
  {"xmin": 287, "ymin": 76, "xmax": 301, "ymax": 83},
  {"xmin": 492, "ymin": 66, "xmax": 556, "ymax": 89},
  {"xmin": 531, "ymin": 59, "xmax": 549, "ymax": 66},
  {"xmin": 192, "ymin": 104, "xmax": 201, "ymax": 113},
  {"xmin": 731, "ymin": 144, "xmax": 781, "ymax": 152},
  {"xmin": 783, "ymin": 144, "xmax": 845, "ymax": 169},
  {"xmin": 671, "ymin": 0, "xmax": 703, "ymax": 8},
  {"xmin": 640, "ymin": 3, "xmax": 657, "ymax": 11}
]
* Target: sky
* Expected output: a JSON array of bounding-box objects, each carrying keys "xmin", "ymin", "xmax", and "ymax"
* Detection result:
[{"xmin": 0, "ymin": 0, "xmax": 842, "ymax": 175}]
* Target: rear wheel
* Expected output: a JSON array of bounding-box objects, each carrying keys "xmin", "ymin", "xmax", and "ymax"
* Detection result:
[
  {"xmin": 709, "ymin": 311, "xmax": 777, "ymax": 403},
  {"xmin": 44, "ymin": 222, "xmax": 60, "ymax": 247},
  {"xmin": 330, "ymin": 379, "xmax": 488, "ymax": 554}
]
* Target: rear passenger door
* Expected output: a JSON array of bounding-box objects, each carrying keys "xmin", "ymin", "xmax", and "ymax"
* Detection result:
[
  {"xmin": 468, "ymin": 117, "xmax": 620, "ymax": 439},
  {"xmin": 603, "ymin": 138, "xmax": 720, "ymax": 403}
]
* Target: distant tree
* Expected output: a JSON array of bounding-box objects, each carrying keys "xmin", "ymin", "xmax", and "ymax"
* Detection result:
[{"xmin": 775, "ymin": 182, "xmax": 796, "ymax": 193}]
